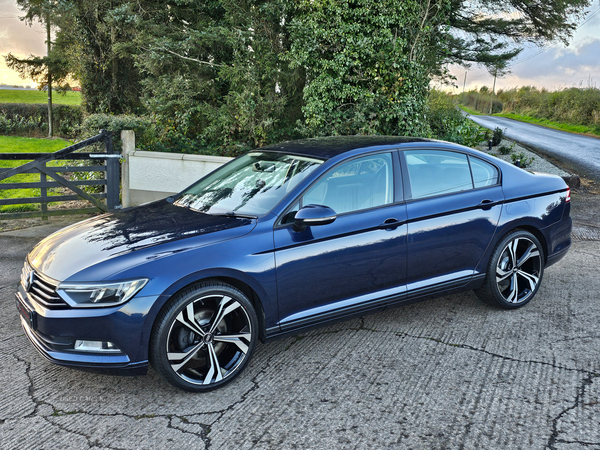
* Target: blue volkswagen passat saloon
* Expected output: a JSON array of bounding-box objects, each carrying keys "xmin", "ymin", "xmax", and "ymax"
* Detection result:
[{"xmin": 16, "ymin": 136, "xmax": 572, "ymax": 391}]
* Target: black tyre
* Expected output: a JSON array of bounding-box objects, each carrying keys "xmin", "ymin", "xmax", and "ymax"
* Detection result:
[
  {"xmin": 150, "ymin": 282, "xmax": 258, "ymax": 392},
  {"xmin": 475, "ymin": 230, "xmax": 544, "ymax": 309}
]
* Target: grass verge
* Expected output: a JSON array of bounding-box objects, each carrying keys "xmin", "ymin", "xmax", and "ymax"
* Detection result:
[
  {"xmin": 0, "ymin": 89, "xmax": 81, "ymax": 105},
  {"xmin": 493, "ymin": 113, "xmax": 600, "ymax": 138},
  {"xmin": 0, "ymin": 136, "xmax": 69, "ymax": 213},
  {"xmin": 458, "ymin": 105, "xmax": 482, "ymax": 116}
]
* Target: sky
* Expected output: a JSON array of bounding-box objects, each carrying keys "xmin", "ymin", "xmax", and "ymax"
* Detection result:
[
  {"xmin": 0, "ymin": 0, "xmax": 46, "ymax": 87},
  {"xmin": 1, "ymin": 0, "xmax": 599, "ymax": 91},
  {"xmin": 446, "ymin": 4, "xmax": 600, "ymax": 92}
]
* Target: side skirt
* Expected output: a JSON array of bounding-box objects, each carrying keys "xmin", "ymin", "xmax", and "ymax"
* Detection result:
[{"xmin": 265, "ymin": 274, "xmax": 486, "ymax": 341}]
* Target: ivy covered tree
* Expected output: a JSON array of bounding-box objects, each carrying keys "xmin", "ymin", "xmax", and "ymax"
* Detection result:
[{"xmin": 287, "ymin": 0, "xmax": 450, "ymax": 137}]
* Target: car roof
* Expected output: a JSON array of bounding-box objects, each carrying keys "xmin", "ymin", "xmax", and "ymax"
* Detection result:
[{"xmin": 258, "ymin": 136, "xmax": 433, "ymax": 159}]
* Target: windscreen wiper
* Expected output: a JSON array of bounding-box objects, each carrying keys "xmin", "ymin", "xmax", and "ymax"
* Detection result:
[{"xmin": 217, "ymin": 211, "xmax": 258, "ymax": 219}]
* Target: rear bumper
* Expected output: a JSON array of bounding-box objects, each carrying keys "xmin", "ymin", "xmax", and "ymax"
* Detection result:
[{"xmin": 544, "ymin": 216, "xmax": 572, "ymax": 269}]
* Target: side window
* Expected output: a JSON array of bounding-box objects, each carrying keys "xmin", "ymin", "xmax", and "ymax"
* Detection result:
[
  {"xmin": 302, "ymin": 153, "xmax": 394, "ymax": 214},
  {"xmin": 469, "ymin": 156, "xmax": 499, "ymax": 188},
  {"xmin": 405, "ymin": 150, "xmax": 473, "ymax": 199}
]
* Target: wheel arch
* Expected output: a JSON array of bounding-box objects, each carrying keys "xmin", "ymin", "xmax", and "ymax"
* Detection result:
[
  {"xmin": 149, "ymin": 269, "xmax": 271, "ymax": 343},
  {"xmin": 475, "ymin": 219, "xmax": 549, "ymax": 276},
  {"xmin": 513, "ymin": 225, "xmax": 549, "ymax": 264}
]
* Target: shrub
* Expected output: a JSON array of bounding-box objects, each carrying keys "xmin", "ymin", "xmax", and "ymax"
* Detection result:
[
  {"xmin": 457, "ymin": 90, "xmax": 503, "ymax": 114},
  {"xmin": 428, "ymin": 90, "xmax": 489, "ymax": 148},
  {"xmin": 0, "ymin": 103, "xmax": 82, "ymax": 137},
  {"xmin": 76, "ymin": 114, "xmax": 155, "ymax": 153},
  {"xmin": 511, "ymin": 152, "xmax": 534, "ymax": 168},
  {"xmin": 492, "ymin": 127, "xmax": 504, "ymax": 146},
  {"xmin": 498, "ymin": 143, "xmax": 514, "ymax": 155}
]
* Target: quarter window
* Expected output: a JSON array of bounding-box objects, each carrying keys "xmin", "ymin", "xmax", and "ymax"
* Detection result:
[
  {"xmin": 469, "ymin": 156, "xmax": 499, "ymax": 188},
  {"xmin": 302, "ymin": 153, "xmax": 394, "ymax": 214},
  {"xmin": 406, "ymin": 150, "xmax": 473, "ymax": 199}
]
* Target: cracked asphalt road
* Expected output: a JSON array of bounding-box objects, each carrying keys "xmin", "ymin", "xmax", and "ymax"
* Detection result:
[{"xmin": 1, "ymin": 200, "xmax": 600, "ymax": 450}]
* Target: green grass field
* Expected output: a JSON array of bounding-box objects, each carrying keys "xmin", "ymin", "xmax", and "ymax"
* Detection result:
[
  {"xmin": 0, "ymin": 89, "xmax": 81, "ymax": 105},
  {"xmin": 0, "ymin": 136, "xmax": 69, "ymax": 212}
]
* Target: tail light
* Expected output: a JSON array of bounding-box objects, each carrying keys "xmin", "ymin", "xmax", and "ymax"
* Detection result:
[{"xmin": 565, "ymin": 187, "xmax": 571, "ymax": 203}]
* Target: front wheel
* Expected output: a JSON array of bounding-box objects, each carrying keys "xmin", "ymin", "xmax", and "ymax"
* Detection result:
[
  {"xmin": 150, "ymin": 282, "xmax": 258, "ymax": 391},
  {"xmin": 475, "ymin": 230, "xmax": 545, "ymax": 309}
]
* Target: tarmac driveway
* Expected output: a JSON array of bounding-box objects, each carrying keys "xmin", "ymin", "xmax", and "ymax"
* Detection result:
[{"xmin": 1, "ymin": 209, "xmax": 599, "ymax": 450}]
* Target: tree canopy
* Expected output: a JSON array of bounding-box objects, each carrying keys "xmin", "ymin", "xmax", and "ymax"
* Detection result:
[{"xmin": 5, "ymin": 0, "xmax": 592, "ymax": 151}]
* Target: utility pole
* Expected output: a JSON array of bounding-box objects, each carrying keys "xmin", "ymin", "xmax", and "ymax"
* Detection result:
[
  {"xmin": 46, "ymin": 11, "xmax": 53, "ymax": 137},
  {"xmin": 488, "ymin": 66, "xmax": 497, "ymax": 115}
]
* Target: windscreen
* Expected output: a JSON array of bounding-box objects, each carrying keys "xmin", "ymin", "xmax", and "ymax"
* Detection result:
[{"xmin": 174, "ymin": 152, "xmax": 323, "ymax": 216}]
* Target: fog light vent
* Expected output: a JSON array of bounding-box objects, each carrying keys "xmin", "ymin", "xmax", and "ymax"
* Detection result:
[{"xmin": 74, "ymin": 340, "xmax": 121, "ymax": 353}]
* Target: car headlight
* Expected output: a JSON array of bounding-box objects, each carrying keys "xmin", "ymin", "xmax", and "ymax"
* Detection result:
[{"xmin": 56, "ymin": 279, "xmax": 148, "ymax": 308}]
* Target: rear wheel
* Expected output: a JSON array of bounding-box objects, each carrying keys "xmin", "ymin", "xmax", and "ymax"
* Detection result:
[
  {"xmin": 475, "ymin": 230, "xmax": 544, "ymax": 309},
  {"xmin": 150, "ymin": 282, "xmax": 258, "ymax": 391}
]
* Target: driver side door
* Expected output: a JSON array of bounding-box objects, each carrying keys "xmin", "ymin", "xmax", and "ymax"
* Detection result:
[{"xmin": 273, "ymin": 152, "xmax": 408, "ymax": 331}]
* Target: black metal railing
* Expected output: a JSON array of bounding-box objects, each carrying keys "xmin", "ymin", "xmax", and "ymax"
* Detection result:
[{"xmin": 0, "ymin": 130, "xmax": 121, "ymax": 220}]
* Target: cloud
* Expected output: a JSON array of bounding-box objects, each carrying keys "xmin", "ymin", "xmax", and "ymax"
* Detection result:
[
  {"xmin": 446, "ymin": 4, "xmax": 600, "ymax": 91},
  {"xmin": 509, "ymin": 39, "xmax": 600, "ymax": 88},
  {"xmin": 448, "ymin": 38, "xmax": 600, "ymax": 91},
  {"xmin": 0, "ymin": 0, "xmax": 46, "ymax": 56}
]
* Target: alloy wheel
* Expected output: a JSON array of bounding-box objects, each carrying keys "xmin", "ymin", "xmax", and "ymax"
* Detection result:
[
  {"xmin": 164, "ymin": 292, "xmax": 254, "ymax": 387},
  {"xmin": 495, "ymin": 237, "xmax": 542, "ymax": 304}
]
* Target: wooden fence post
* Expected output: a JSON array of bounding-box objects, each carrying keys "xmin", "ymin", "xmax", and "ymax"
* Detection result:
[{"xmin": 40, "ymin": 164, "xmax": 48, "ymax": 220}]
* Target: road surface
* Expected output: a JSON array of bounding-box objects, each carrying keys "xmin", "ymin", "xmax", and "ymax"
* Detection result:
[{"xmin": 468, "ymin": 114, "xmax": 600, "ymax": 180}]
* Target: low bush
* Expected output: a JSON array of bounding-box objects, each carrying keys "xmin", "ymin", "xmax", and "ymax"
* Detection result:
[
  {"xmin": 458, "ymin": 89, "xmax": 503, "ymax": 114},
  {"xmin": 428, "ymin": 90, "xmax": 490, "ymax": 148},
  {"xmin": 511, "ymin": 152, "xmax": 534, "ymax": 168},
  {"xmin": 459, "ymin": 85, "xmax": 600, "ymax": 133},
  {"xmin": 76, "ymin": 114, "xmax": 155, "ymax": 153},
  {"xmin": 0, "ymin": 103, "xmax": 83, "ymax": 137},
  {"xmin": 498, "ymin": 143, "xmax": 514, "ymax": 155},
  {"xmin": 491, "ymin": 127, "xmax": 504, "ymax": 146}
]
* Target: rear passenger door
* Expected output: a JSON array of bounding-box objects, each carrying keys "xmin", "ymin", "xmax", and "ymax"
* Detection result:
[{"xmin": 401, "ymin": 149, "xmax": 504, "ymax": 292}]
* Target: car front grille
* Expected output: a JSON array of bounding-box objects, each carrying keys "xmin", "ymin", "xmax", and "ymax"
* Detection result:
[{"xmin": 21, "ymin": 262, "xmax": 68, "ymax": 309}]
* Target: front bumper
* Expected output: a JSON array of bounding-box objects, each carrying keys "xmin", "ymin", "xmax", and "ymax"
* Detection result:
[{"xmin": 16, "ymin": 284, "xmax": 159, "ymax": 376}]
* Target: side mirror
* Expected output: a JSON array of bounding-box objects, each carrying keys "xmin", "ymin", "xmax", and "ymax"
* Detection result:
[{"xmin": 293, "ymin": 204, "xmax": 337, "ymax": 232}]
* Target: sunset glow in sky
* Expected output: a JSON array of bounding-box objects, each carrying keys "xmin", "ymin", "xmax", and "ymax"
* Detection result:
[{"xmin": 1, "ymin": 0, "xmax": 599, "ymax": 91}]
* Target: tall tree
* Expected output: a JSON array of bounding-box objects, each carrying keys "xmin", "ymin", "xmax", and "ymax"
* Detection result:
[
  {"xmin": 5, "ymin": 0, "xmax": 69, "ymax": 136},
  {"xmin": 121, "ymin": 0, "xmax": 303, "ymax": 152}
]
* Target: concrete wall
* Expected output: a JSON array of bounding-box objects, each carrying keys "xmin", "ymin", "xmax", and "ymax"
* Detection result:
[{"xmin": 121, "ymin": 130, "xmax": 232, "ymax": 207}]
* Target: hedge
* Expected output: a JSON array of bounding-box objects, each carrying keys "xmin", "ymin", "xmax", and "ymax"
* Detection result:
[{"xmin": 0, "ymin": 103, "xmax": 83, "ymax": 137}]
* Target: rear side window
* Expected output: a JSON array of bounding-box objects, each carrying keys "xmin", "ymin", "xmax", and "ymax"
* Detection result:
[
  {"xmin": 405, "ymin": 150, "xmax": 473, "ymax": 199},
  {"xmin": 469, "ymin": 156, "xmax": 499, "ymax": 188}
]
